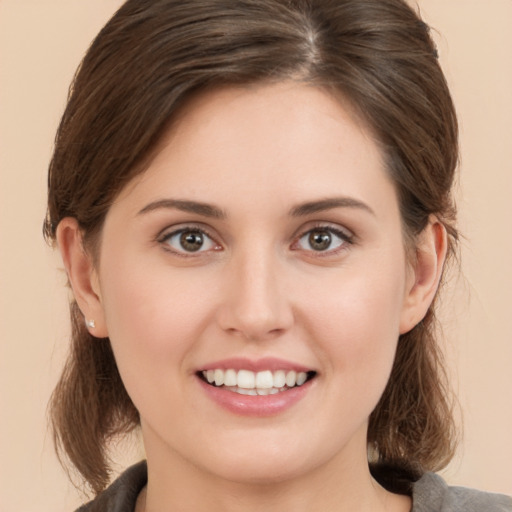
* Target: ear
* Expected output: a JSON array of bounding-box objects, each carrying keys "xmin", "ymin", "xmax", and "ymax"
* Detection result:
[
  {"xmin": 399, "ymin": 216, "xmax": 448, "ymax": 334},
  {"xmin": 56, "ymin": 218, "xmax": 108, "ymax": 338}
]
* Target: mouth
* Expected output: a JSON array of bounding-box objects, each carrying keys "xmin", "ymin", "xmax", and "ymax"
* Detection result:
[{"xmin": 197, "ymin": 368, "xmax": 317, "ymax": 396}]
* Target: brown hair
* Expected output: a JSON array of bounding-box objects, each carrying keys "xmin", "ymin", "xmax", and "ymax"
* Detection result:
[{"xmin": 45, "ymin": 0, "xmax": 458, "ymax": 495}]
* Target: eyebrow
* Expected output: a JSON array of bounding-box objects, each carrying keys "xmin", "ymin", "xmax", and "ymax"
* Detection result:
[
  {"xmin": 289, "ymin": 197, "xmax": 375, "ymax": 217},
  {"xmin": 137, "ymin": 199, "xmax": 226, "ymax": 219},
  {"xmin": 137, "ymin": 196, "xmax": 374, "ymax": 219}
]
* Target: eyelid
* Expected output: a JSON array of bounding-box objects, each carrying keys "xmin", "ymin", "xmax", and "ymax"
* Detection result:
[
  {"xmin": 294, "ymin": 221, "xmax": 354, "ymax": 241},
  {"xmin": 156, "ymin": 222, "xmax": 212, "ymax": 241}
]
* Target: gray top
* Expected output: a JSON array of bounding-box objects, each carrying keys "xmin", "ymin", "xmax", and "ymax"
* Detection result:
[
  {"xmin": 412, "ymin": 472, "xmax": 512, "ymax": 511},
  {"xmin": 77, "ymin": 461, "xmax": 512, "ymax": 512}
]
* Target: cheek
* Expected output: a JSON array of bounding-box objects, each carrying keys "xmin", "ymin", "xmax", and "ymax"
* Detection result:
[
  {"xmin": 97, "ymin": 255, "xmax": 217, "ymax": 390},
  {"xmin": 301, "ymin": 262, "xmax": 406, "ymax": 387},
  {"xmin": 97, "ymin": 262, "xmax": 223, "ymax": 435}
]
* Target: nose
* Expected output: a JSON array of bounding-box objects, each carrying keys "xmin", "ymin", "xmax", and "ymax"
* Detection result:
[{"xmin": 216, "ymin": 248, "xmax": 294, "ymax": 341}]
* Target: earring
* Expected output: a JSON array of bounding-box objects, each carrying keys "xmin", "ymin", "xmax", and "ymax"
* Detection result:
[{"xmin": 85, "ymin": 319, "xmax": 96, "ymax": 329}]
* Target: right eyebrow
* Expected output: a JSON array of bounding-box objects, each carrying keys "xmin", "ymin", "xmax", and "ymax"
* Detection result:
[{"xmin": 137, "ymin": 199, "xmax": 227, "ymax": 219}]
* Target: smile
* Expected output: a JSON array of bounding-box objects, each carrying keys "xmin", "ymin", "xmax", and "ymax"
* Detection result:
[{"xmin": 199, "ymin": 369, "xmax": 317, "ymax": 395}]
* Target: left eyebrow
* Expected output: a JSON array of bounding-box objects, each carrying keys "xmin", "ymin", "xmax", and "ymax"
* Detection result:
[{"xmin": 289, "ymin": 197, "xmax": 375, "ymax": 217}]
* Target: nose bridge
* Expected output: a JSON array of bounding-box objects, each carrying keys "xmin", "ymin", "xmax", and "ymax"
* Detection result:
[{"xmin": 218, "ymin": 241, "xmax": 293, "ymax": 340}]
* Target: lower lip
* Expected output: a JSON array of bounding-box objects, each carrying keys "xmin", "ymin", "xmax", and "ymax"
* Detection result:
[{"xmin": 197, "ymin": 377, "xmax": 313, "ymax": 417}]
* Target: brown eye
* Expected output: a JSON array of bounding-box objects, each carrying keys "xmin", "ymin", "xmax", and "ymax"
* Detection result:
[
  {"xmin": 308, "ymin": 230, "xmax": 332, "ymax": 251},
  {"xmin": 295, "ymin": 226, "xmax": 351, "ymax": 253},
  {"xmin": 161, "ymin": 228, "xmax": 219, "ymax": 254},
  {"xmin": 180, "ymin": 231, "xmax": 205, "ymax": 252}
]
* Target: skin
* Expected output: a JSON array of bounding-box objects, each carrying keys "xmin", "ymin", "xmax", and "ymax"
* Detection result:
[{"xmin": 58, "ymin": 82, "xmax": 447, "ymax": 512}]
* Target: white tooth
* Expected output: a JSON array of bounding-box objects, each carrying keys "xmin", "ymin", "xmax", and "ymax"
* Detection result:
[
  {"xmin": 214, "ymin": 369, "xmax": 224, "ymax": 386},
  {"xmin": 273, "ymin": 370, "xmax": 286, "ymax": 388},
  {"xmin": 224, "ymin": 369, "xmax": 237, "ymax": 386},
  {"xmin": 285, "ymin": 370, "xmax": 297, "ymax": 387},
  {"xmin": 237, "ymin": 370, "xmax": 255, "ymax": 389},
  {"xmin": 296, "ymin": 372, "xmax": 307, "ymax": 386},
  {"xmin": 247, "ymin": 389, "xmax": 257, "ymax": 396},
  {"xmin": 206, "ymin": 369, "xmax": 215, "ymax": 384},
  {"xmin": 257, "ymin": 388, "xmax": 271, "ymax": 395},
  {"xmin": 236, "ymin": 387, "xmax": 250, "ymax": 395},
  {"xmin": 269, "ymin": 388, "xmax": 280, "ymax": 394},
  {"xmin": 256, "ymin": 370, "xmax": 273, "ymax": 389}
]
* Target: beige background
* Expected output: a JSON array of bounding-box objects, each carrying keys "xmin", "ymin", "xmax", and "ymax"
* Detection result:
[{"xmin": 1, "ymin": 1, "xmax": 511, "ymax": 510}]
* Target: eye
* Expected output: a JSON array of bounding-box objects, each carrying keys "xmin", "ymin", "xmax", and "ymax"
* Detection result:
[
  {"xmin": 159, "ymin": 228, "xmax": 220, "ymax": 254},
  {"xmin": 294, "ymin": 226, "xmax": 352, "ymax": 253}
]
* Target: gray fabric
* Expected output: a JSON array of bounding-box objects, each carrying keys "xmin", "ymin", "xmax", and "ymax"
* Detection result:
[
  {"xmin": 76, "ymin": 461, "xmax": 512, "ymax": 511},
  {"xmin": 75, "ymin": 461, "xmax": 147, "ymax": 512},
  {"xmin": 412, "ymin": 472, "xmax": 512, "ymax": 512}
]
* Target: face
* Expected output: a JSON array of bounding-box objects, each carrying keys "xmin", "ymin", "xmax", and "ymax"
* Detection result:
[{"xmin": 92, "ymin": 82, "xmax": 416, "ymax": 484}]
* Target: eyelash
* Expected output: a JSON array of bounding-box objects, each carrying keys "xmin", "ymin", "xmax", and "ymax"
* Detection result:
[{"xmin": 157, "ymin": 223, "xmax": 354, "ymax": 257}]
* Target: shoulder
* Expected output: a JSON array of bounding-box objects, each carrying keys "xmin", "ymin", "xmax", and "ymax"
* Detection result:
[
  {"xmin": 74, "ymin": 461, "xmax": 147, "ymax": 512},
  {"xmin": 412, "ymin": 472, "xmax": 512, "ymax": 512}
]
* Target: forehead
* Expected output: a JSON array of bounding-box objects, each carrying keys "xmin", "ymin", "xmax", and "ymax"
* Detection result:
[
  {"xmin": 112, "ymin": 81, "xmax": 397, "ymax": 222},
  {"xmin": 165, "ymin": 81, "xmax": 374, "ymax": 161}
]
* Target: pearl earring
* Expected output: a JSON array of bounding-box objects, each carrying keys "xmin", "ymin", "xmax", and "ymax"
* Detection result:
[{"xmin": 85, "ymin": 319, "xmax": 96, "ymax": 329}]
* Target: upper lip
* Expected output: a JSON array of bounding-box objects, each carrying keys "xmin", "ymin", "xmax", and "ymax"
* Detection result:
[{"xmin": 197, "ymin": 357, "xmax": 315, "ymax": 373}]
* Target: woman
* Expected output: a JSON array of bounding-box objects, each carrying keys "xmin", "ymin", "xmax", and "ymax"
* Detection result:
[{"xmin": 44, "ymin": 0, "xmax": 512, "ymax": 510}]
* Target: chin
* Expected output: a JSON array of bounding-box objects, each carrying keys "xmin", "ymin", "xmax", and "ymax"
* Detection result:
[{"xmin": 192, "ymin": 434, "xmax": 325, "ymax": 486}]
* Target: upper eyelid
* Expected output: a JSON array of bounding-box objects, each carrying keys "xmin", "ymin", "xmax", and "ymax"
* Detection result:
[
  {"xmin": 156, "ymin": 223, "xmax": 217, "ymax": 241},
  {"xmin": 294, "ymin": 222, "xmax": 354, "ymax": 241}
]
